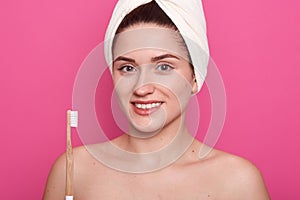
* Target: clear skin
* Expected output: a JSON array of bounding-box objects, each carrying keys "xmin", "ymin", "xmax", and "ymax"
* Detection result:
[
  {"xmin": 43, "ymin": 24, "xmax": 270, "ymax": 200},
  {"xmin": 112, "ymin": 26, "xmax": 197, "ymax": 143}
]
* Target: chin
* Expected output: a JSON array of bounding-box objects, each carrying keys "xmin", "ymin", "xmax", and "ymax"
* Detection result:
[{"xmin": 126, "ymin": 108, "xmax": 167, "ymax": 138}]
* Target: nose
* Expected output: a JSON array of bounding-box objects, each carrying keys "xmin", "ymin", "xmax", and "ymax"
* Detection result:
[
  {"xmin": 133, "ymin": 68, "xmax": 155, "ymax": 96},
  {"xmin": 134, "ymin": 84, "xmax": 155, "ymax": 96}
]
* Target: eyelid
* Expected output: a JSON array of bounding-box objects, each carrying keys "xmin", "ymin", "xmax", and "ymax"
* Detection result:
[
  {"xmin": 117, "ymin": 63, "xmax": 134, "ymax": 70},
  {"xmin": 155, "ymin": 63, "xmax": 174, "ymax": 71},
  {"xmin": 117, "ymin": 64, "xmax": 137, "ymax": 73}
]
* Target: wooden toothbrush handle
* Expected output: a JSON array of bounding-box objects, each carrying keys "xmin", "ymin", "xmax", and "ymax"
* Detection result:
[{"xmin": 66, "ymin": 110, "xmax": 73, "ymax": 196}]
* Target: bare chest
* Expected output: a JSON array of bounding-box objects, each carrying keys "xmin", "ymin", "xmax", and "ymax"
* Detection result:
[{"xmin": 73, "ymin": 167, "xmax": 220, "ymax": 200}]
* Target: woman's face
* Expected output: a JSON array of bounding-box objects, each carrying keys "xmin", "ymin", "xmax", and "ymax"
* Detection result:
[{"xmin": 112, "ymin": 24, "xmax": 197, "ymax": 136}]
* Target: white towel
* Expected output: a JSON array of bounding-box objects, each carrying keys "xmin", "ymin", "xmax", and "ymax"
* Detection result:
[{"xmin": 104, "ymin": 0, "xmax": 209, "ymax": 92}]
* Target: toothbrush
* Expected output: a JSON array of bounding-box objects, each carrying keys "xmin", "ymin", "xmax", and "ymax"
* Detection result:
[{"xmin": 65, "ymin": 110, "xmax": 78, "ymax": 200}]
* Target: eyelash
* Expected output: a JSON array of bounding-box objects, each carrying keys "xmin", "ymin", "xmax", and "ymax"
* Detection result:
[
  {"xmin": 117, "ymin": 63, "xmax": 174, "ymax": 73},
  {"xmin": 156, "ymin": 64, "xmax": 174, "ymax": 72},
  {"xmin": 118, "ymin": 65, "xmax": 136, "ymax": 73}
]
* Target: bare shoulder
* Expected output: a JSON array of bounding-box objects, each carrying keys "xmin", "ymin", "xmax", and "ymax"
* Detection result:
[
  {"xmin": 208, "ymin": 148, "xmax": 261, "ymax": 172},
  {"xmin": 198, "ymin": 147, "xmax": 270, "ymax": 199}
]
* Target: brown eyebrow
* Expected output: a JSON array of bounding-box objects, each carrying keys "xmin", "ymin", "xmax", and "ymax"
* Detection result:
[
  {"xmin": 114, "ymin": 56, "xmax": 136, "ymax": 63},
  {"xmin": 151, "ymin": 54, "xmax": 180, "ymax": 62},
  {"xmin": 113, "ymin": 54, "xmax": 180, "ymax": 64}
]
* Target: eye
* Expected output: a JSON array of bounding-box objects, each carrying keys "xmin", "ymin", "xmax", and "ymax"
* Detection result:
[
  {"xmin": 118, "ymin": 65, "xmax": 137, "ymax": 73},
  {"xmin": 156, "ymin": 64, "xmax": 173, "ymax": 72}
]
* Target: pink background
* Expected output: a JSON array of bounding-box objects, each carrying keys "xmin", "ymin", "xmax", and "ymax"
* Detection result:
[{"xmin": 1, "ymin": 0, "xmax": 299, "ymax": 199}]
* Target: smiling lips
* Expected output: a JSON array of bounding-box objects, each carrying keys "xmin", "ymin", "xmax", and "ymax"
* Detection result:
[{"xmin": 131, "ymin": 101, "xmax": 163, "ymax": 116}]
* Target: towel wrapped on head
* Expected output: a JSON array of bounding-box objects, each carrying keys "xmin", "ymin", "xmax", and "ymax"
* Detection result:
[{"xmin": 104, "ymin": 0, "xmax": 209, "ymax": 93}]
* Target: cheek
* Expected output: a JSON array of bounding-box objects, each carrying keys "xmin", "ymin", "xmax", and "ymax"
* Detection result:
[
  {"xmin": 166, "ymin": 77, "xmax": 192, "ymax": 111},
  {"xmin": 163, "ymin": 72, "xmax": 193, "ymax": 94},
  {"xmin": 113, "ymin": 75, "xmax": 136, "ymax": 100}
]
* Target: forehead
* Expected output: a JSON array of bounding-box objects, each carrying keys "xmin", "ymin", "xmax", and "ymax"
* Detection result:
[{"xmin": 112, "ymin": 26, "xmax": 189, "ymax": 61}]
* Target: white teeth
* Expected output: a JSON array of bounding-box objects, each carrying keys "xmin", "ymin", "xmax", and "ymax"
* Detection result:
[{"xmin": 134, "ymin": 102, "xmax": 161, "ymax": 110}]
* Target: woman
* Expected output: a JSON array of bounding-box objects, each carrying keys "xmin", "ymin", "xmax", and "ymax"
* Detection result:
[{"xmin": 43, "ymin": 1, "xmax": 270, "ymax": 199}]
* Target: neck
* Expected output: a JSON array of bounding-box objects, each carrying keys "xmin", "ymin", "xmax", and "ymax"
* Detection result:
[
  {"xmin": 116, "ymin": 113, "xmax": 193, "ymax": 154},
  {"xmin": 93, "ymin": 114, "xmax": 200, "ymax": 172}
]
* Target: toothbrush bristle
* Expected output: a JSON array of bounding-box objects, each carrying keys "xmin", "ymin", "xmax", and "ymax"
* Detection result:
[{"xmin": 69, "ymin": 111, "xmax": 78, "ymax": 127}]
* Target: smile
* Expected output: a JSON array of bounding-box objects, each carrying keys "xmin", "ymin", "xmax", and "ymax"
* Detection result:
[
  {"xmin": 130, "ymin": 101, "xmax": 163, "ymax": 116},
  {"xmin": 134, "ymin": 102, "xmax": 162, "ymax": 110}
]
